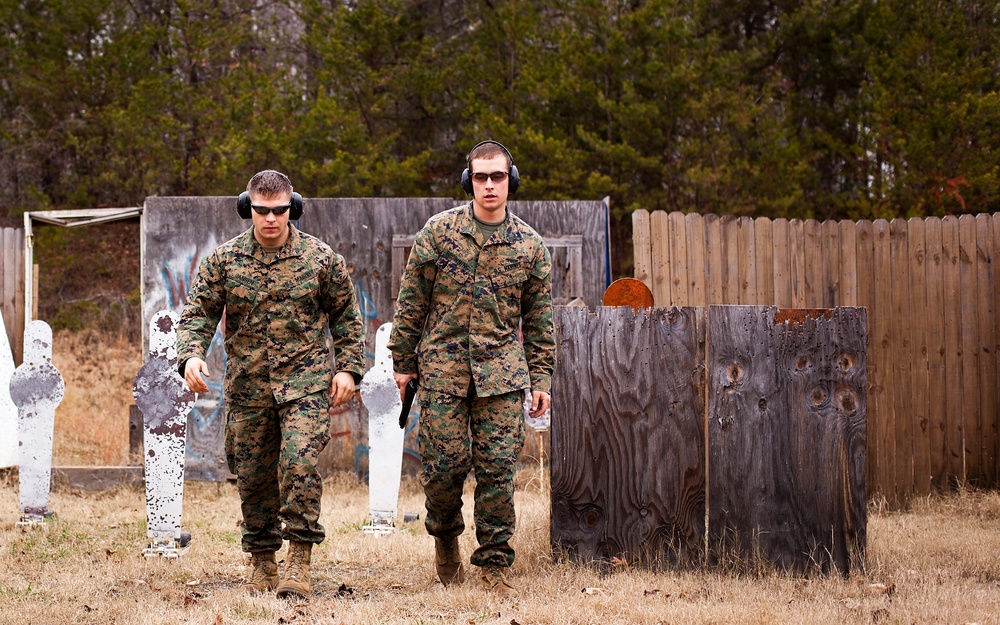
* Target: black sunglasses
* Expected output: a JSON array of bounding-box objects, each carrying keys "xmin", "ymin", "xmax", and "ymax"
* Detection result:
[
  {"xmin": 250, "ymin": 203, "xmax": 291, "ymax": 215},
  {"xmin": 471, "ymin": 171, "xmax": 509, "ymax": 184}
]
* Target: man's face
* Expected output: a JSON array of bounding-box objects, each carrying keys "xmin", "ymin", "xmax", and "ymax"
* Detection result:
[
  {"xmin": 470, "ymin": 154, "xmax": 510, "ymax": 217},
  {"xmin": 249, "ymin": 191, "xmax": 292, "ymax": 246}
]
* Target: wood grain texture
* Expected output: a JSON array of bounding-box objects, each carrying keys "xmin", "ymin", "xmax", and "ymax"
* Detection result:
[
  {"xmin": 924, "ymin": 218, "xmax": 947, "ymax": 489},
  {"xmin": 821, "ymin": 220, "xmax": 841, "ymax": 308},
  {"xmin": 685, "ymin": 213, "xmax": 707, "ymax": 308},
  {"xmin": 551, "ymin": 306, "xmax": 705, "ymax": 568},
  {"xmin": 788, "ymin": 220, "xmax": 807, "ymax": 308},
  {"xmin": 804, "ymin": 220, "xmax": 823, "ymax": 307},
  {"xmin": 854, "ymin": 220, "xmax": 877, "ymax": 496},
  {"xmin": 669, "ymin": 212, "xmax": 689, "ymax": 306},
  {"xmin": 721, "ymin": 216, "xmax": 740, "ymax": 304},
  {"xmin": 872, "ymin": 220, "xmax": 893, "ymax": 501},
  {"xmin": 975, "ymin": 214, "xmax": 996, "ymax": 485},
  {"xmin": 839, "ymin": 220, "xmax": 858, "ymax": 306},
  {"xmin": 706, "ymin": 305, "xmax": 867, "ymax": 575},
  {"xmin": 632, "ymin": 210, "xmax": 652, "ymax": 289},
  {"xmin": 650, "ymin": 211, "xmax": 672, "ymax": 306},
  {"xmin": 772, "ymin": 219, "xmax": 791, "ymax": 308},
  {"xmin": 889, "ymin": 218, "xmax": 913, "ymax": 501},
  {"xmin": 755, "ymin": 217, "xmax": 774, "ymax": 305},
  {"xmin": 907, "ymin": 218, "xmax": 931, "ymax": 494},
  {"xmin": 941, "ymin": 216, "xmax": 963, "ymax": 484},
  {"xmin": 704, "ymin": 215, "xmax": 723, "ymax": 305},
  {"xmin": 958, "ymin": 215, "xmax": 981, "ymax": 482},
  {"xmin": 737, "ymin": 217, "xmax": 757, "ymax": 305}
]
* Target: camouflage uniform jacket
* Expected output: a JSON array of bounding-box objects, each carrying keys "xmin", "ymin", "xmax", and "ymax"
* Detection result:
[
  {"xmin": 389, "ymin": 202, "xmax": 555, "ymax": 397},
  {"xmin": 176, "ymin": 224, "xmax": 365, "ymax": 407}
]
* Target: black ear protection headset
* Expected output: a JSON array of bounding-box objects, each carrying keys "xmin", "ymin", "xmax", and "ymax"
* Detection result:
[
  {"xmin": 236, "ymin": 190, "xmax": 304, "ymax": 220},
  {"xmin": 460, "ymin": 140, "xmax": 520, "ymax": 196}
]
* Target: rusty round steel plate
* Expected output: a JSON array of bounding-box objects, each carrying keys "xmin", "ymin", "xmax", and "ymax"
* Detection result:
[{"xmin": 602, "ymin": 278, "xmax": 654, "ymax": 310}]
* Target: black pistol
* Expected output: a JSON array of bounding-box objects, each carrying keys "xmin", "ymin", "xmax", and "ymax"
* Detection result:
[{"xmin": 399, "ymin": 379, "xmax": 418, "ymax": 429}]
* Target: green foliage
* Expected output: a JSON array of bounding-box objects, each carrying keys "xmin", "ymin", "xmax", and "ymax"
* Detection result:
[{"xmin": 2, "ymin": 0, "xmax": 999, "ymax": 271}]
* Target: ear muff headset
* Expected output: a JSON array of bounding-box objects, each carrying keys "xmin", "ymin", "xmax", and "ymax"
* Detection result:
[
  {"xmin": 460, "ymin": 140, "xmax": 520, "ymax": 196},
  {"xmin": 237, "ymin": 191, "xmax": 304, "ymax": 220}
]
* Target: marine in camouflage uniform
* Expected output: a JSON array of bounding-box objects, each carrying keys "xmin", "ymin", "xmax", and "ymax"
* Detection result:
[
  {"xmin": 389, "ymin": 141, "xmax": 555, "ymax": 594},
  {"xmin": 176, "ymin": 170, "xmax": 364, "ymax": 598}
]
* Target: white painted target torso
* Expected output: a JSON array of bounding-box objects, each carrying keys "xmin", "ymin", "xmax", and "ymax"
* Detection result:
[
  {"xmin": 133, "ymin": 310, "xmax": 195, "ymax": 554},
  {"xmin": 9, "ymin": 321, "xmax": 64, "ymax": 522},
  {"xmin": 359, "ymin": 322, "xmax": 406, "ymax": 533}
]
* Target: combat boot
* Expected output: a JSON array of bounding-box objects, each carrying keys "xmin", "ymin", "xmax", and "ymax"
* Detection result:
[
  {"xmin": 276, "ymin": 541, "xmax": 312, "ymax": 598},
  {"xmin": 241, "ymin": 551, "xmax": 279, "ymax": 593},
  {"xmin": 434, "ymin": 536, "xmax": 466, "ymax": 586},
  {"xmin": 479, "ymin": 564, "xmax": 516, "ymax": 597}
]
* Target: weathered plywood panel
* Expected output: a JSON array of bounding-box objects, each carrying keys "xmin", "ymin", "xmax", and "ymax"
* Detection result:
[
  {"xmin": 551, "ymin": 306, "xmax": 705, "ymax": 567},
  {"xmin": 707, "ymin": 306, "xmax": 867, "ymax": 575}
]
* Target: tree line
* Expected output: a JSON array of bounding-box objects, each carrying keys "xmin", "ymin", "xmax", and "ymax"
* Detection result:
[{"xmin": 2, "ymin": 0, "xmax": 997, "ymax": 269}]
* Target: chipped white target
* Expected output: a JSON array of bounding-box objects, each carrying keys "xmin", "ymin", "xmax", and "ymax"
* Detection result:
[
  {"xmin": 359, "ymin": 322, "xmax": 406, "ymax": 534},
  {"xmin": 9, "ymin": 320, "xmax": 64, "ymax": 522},
  {"xmin": 133, "ymin": 310, "xmax": 195, "ymax": 556}
]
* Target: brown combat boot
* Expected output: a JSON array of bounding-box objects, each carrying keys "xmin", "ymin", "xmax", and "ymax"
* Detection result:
[
  {"xmin": 434, "ymin": 536, "xmax": 466, "ymax": 586},
  {"xmin": 276, "ymin": 541, "xmax": 312, "ymax": 599},
  {"xmin": 479, "ymin": 565, "xmax": 516, "ymax": 597},
  {"xmin": 241, "ymin": 551, "xmax": 279, "ymax": 593}
]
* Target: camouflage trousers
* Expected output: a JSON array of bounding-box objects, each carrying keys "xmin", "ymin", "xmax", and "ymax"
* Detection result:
[
  {"xmin": 418, "ymin": 388, "xmax": 525, "ymax": 568},
  {"xmin": 225, "ymin": 391, "xmax": 330, "ymax": 553}
]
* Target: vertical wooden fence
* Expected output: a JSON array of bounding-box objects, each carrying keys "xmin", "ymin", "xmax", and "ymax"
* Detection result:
[
  {"xmin": 0, "ymin": 227, "xmax": 25, "ymax": 364},
  {"xmin": 633, "ymin": 211, "xmax": 1000, "ymax": 503}
]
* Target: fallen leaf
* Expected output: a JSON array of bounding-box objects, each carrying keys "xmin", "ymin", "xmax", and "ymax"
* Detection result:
[
  {"xmin": 511, "ymin": 619, "xmax": 521, "ymax": 625},
  {"xmin": 868, "ymin": 583, "xmax": 895, "ymax": 597},
  {"xmin": 184, "ymin": 595, "xmax": 198, "ymax": 607},
  {"xmin": 582, "ymin": 587, "xmax": 604, "ymax": 595},
  {"xmin": 644, "ymin": 589, "xmax": 660, "ymax": 596},
  {"xmin": 610, "ymin": 556, "xmax": 629, "ymax": 568}
]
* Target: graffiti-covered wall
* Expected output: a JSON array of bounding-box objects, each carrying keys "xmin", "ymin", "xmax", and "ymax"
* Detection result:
[{"xmin": 141, "ymin": 197, "xmax": 609, "ymax": 480}]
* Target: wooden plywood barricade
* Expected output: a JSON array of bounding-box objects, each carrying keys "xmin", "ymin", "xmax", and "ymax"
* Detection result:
[
  {"xmin": 706, "ymin": 305, "xmax": 867, "ymax": 575},
  {"xmin": 141, "ymin": 197, "xmax": 610, "ymax": 480},
  {"xmin": 551, "ymin": 306, "xmax": 706, "ymax": 568},
  {"xmin": 551, "ymin": 304, "xmax": 867, "ymax": 574}
]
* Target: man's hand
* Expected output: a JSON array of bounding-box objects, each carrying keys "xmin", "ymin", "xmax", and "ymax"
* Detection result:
[
  {"xmin": 184, "ymin": 357, "xmax": 210, "ymax": 393},
  {"xmin": 394, "ymin": 372, "xmax": 418, "ymax": 403},
  {"xmin": 529, "ymin": 390, "xmax": 550, "ymax": 418},
  {"xmin": 330, "ymin": 371, "xmax": 356, "ymax": 407}
]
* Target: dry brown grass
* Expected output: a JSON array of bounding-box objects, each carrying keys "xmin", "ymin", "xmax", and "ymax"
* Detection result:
[
  {"xmin": 2, "ymin": 470, "xmax": 1000, "ymax": 625},
  {"xmin": 8, "ymin": 330, "xmax": 1000, "ymax": 623},
  {"xmin": 51, "ymin": 329, "xmax": 141, "ymax": 466}
]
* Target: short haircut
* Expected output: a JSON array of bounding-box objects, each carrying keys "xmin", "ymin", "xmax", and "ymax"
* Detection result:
[
  {"xmin": 467, "ymin": 142, "xmax": 512, "ymax": 172},
  {"xmin": 247, "ymin": 170, "xmax": 293, "ymax": 198}
]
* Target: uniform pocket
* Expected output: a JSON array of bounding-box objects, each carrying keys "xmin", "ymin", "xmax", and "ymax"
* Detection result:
[{"xmin": 491, "ymin": 268, "xmax": 527, "ymax": 323}]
